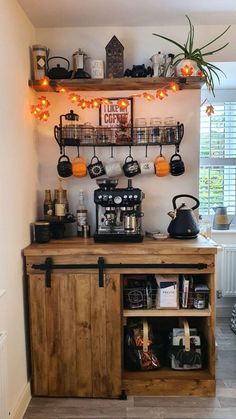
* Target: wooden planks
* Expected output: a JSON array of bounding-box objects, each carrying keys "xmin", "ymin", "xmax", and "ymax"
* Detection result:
[{"xmin": 28, "ymin": 76, "xmax": 205, "ymax": 92}]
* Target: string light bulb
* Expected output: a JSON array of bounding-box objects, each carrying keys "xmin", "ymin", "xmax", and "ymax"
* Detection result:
[
  {"xmin": 39, "ymin": 76, "xmax": 50, "ymax": 87},
  {"xmin": 143, "ymin": 93, "xmax": 155, "ymax": 101},
  {"xmin": 156, "ymin": 88, "xmax": 168, "ymax": 100},
  {"xmin": 206, "ymin": 105, "xmax": 214, "ymax": 116},
  {"xmin": 117, "ymin": 98, "xmax": 129, "ymax": 109},
  {"xmin": 169, "ymin": 82, "xmax": 180, "ymax": 92},
  {"xmin": 38, "ymin": 96, "xmax": 50, "ymax": 107}
]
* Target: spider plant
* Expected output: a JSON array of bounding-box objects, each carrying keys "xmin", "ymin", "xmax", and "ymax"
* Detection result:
[{"xmin": 153, "ymin": 16, "xmax": 230, "ymax": 95}]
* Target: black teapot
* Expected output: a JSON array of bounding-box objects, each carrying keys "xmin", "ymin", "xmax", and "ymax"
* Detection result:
[
  {"xmin": 47, "ymin": 56, "xmax": 73, "ymax": 79},
  {"xmin": 167, "ymin": 194, "xmax": 200, "ymax": 239}
]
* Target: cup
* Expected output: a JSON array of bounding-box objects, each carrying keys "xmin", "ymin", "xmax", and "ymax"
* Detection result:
[
  {"xmin": 57, "ymin": 155, "xmax": 72, "ymax": 178},
  {"xmin": 154, "ymin": 155, "xmax": 170, "ymax": 177},
  {"xmin": 87, "ymin": 156, "xmax": 106, "ymax": 179},
  {"xmin": 164, "ymin": 117, "xmax": 176, "ymax": 126},
  {"xmin": 72, "ymin": 156, "xmax": 87, "ymax": 177},
  {"xmin": 140, "ymin": 160, "xmax": 155, "ymax": 175},
  {"xmin": 96, "ymin": 127, "xmax": 112, "ymax": 144},
  {"xmin": 105, "ymin": 157, "xmax": 122, "ymax": 178},
  {"xmin": 170, "ymin": 153, "xmax": 185, "ymax": 176},
  {"xmin": 123, "ymin": 156, "xmax": 141, "ymax": 177},
  {"xmin": 81, "ymin": 122, "xmax": 95, "ymax": 144}
]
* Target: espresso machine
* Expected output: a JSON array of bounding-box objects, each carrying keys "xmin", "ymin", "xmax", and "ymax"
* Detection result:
[{"xmin": 94, "ymin": 179, "xmax": 145, "ymax": 242}]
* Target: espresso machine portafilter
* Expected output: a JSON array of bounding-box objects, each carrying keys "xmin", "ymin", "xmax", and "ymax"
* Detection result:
[{"xmin": 93, "ymin": 179, "xmax": 145, "ymax": 243}]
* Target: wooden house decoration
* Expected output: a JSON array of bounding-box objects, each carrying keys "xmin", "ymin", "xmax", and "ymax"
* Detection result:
[{"xmin": 105, "ymin": 35, "xmax": 124, "ymax": 78}]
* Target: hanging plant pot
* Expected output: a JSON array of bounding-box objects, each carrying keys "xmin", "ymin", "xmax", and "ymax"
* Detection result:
[{"xmin": 175, "ymin": 59, "xmax": 199, "ymax": 77}]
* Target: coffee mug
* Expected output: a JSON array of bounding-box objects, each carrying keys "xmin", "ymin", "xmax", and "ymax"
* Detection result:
[
  {"xmin": 72, "ymin": 156, "xmax": 87, "ymax": 177},
  {"xmin": 170, "ymin": 153, "xmax": 185, "ymax": 176},
  {"xmin": 87, "ymin": 156, "xmax": 106, "ymax": 179},
  {"xmin": 57, "ymin": 154, "xmax": 72, "ymax": 178},
  {"xmin": 140, "ymin": 160, "xmax": 155, "ymax": 175},
  {"xmin": 123, "ymin": 156, "xmax": 141, "ymax": 177},
  {"xmin": 154, "ymin": 155, "xmax": 170, "ymax": 177},
  {"xmin": 105, "ymin": 157, "xmax": 122, "ymax": 178}
]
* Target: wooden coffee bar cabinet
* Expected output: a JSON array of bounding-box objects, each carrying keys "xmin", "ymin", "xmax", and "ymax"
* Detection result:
[{"xmin": 24, "ymin": 235, "xmax": 218, "ymax": 398}]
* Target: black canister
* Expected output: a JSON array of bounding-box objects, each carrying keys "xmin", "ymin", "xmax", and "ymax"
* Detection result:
[{"xmin": 34, "ymin": 221, "xmax": 51, "ymax": 243}]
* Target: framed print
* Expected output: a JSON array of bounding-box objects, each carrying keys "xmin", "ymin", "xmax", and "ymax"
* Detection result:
[{"xmin": 99, "ymin": 97, "xmax": 133, "ymax": 128}]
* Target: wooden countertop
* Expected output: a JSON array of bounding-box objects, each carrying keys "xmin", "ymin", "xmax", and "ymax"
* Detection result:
[{"xmin": 23, "ymin": 235, "xmax": 218, "ymax": 256}]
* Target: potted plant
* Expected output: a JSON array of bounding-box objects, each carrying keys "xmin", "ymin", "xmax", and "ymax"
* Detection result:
[{"xmin": 153, "ymin": 16, "xmax": 230, "ymax": 95}]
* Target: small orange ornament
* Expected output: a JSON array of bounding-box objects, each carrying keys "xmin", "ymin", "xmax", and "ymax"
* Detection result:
[
  {"xmin": 156, "ymin": 88, "xmax": 168, "ymax": 100},
  {"xmin": 39, "ymin": 76, "xmax": 50, "ymax": 87},
  {"xmin": 143, "ymin": 92, "xmax": 155, "ymax": 101},
  {"xmin": 169, "ymin": 82, "xmax": 180, "ymax": 92},
  {"xmin": 117, "ymin": 98, "xmax": 129, "ymax": 109}
]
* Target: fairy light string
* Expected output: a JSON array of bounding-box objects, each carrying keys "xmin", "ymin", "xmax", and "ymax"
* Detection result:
[{"xmin": 31, "ymin": 75, "xmax": 213, "ymax": 121}]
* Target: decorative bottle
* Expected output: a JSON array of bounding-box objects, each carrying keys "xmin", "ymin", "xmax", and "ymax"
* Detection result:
[
  {"xmin": 55, "ymin": 181, "xmax": 66, "ymax": 220},
  {"xmin": 76, "ymin": 190, "xmax": 88, "ymax": 236},
  {"xmin": 43, "ymin": 189, "xmax": 53, "ymax": 220}
]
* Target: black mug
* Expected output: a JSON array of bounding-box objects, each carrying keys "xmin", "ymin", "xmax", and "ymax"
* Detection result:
[
  {"xmin": 87, "ymin": 156, "xmax": 106, "ymax": 179},
  {"xmin": 34, "ymin": 221, "xmax": 51, "ymax": 243},
  {"xmin": 123, "ymin": 156, "xmax": 141, "ymax": 177},
  {"xmin": 170, "ymin": 153, "xmax": 185, "ymax": 176},
  {"xmin": 57, "ymin": 154, "xmax": 72, "ymax": 178}
]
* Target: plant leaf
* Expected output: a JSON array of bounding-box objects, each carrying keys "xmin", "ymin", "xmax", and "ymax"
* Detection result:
[
  {"xmin": 152, "ymin": 33, "xmax": 188, "ymax": 54},
  {"xmin": 197, "ymin": 25, "xmax": 230, "ymax": 51},
  {"xmin": 200, "ymin": 43, "xmax": 229, "ymax": 57}
]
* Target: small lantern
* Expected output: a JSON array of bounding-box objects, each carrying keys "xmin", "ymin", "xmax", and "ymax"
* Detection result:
[{"xmin": 56, "ymin": 110, "xmax": 80, "ymax": 142}]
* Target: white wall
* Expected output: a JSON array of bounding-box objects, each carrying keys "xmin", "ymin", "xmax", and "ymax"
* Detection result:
[{"xmin": 0, "ymin": 0, "xmax": 36, "ymax": 415}]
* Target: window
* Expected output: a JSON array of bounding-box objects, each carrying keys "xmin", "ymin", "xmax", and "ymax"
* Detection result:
[{"xmin": 199, "ymin": 102, "xmax": 236, "ymax": 215}]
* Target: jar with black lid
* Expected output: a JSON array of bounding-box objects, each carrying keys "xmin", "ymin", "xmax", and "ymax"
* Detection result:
[{"xmin": 34, "ymin": 221, "xmax": 51, "ymax": 243}]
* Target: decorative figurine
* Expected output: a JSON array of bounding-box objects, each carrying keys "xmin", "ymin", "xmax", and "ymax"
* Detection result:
[
  {"xmin": 124, "ymin": 64, "xmax": 153, "ymax": 78},
  {"xmin": 105, "ymin": 36, "xmax": 124, "ymax": 78}
]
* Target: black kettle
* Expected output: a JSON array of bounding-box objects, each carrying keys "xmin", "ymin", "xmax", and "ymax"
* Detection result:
[
  {"xmin": 167, "ymin": 194, "xmax": 200, "ymax": 239},
  {"xmin": 47, "ymin": 56, "xmax": 73, "ymax": 79}
]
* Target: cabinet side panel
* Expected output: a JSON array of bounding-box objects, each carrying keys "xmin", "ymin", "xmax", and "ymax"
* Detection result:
[
  {"xmin": 91, "ymin": 275, "xmax": 108, "ymax": 397},
  {"xmin": 76, "ymin": 274, "xmax": 93, "ymax": 397},
  {"xmin": 105, "ymin": 273, "xmax": 122, "ymax": 397},
  {"xmin": 28, "ymin": 274, "xmax": 49, "ymax": 395}
]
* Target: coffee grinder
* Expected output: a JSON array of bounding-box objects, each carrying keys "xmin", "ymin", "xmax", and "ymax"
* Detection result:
[{"xmin": 94, "ymin": 178, "xmax": 145, "ymax": 242}]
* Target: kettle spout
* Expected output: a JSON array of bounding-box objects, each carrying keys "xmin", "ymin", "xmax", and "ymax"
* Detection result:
[{"xmin": 168, "ymin": 210, "xmax": 175, "ymax": 219}]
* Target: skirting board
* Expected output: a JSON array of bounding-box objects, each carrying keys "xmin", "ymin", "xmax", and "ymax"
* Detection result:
[{"xmin": 10, "ymin": 382, "xmax": 31, "ymax": 419}]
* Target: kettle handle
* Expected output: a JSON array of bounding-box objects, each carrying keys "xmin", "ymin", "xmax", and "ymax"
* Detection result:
[
  {"xmin": 47, "ymin": 56, "xmax": 70, "ymax": 70},
  {"xmin": 172, "ymin": 194, "xmax": 200, "ymax": 211}
]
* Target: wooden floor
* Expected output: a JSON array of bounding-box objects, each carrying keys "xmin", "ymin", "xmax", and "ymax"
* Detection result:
[{"xmin": 23, "ymin": 318, "xmax": 236, "ymax": 419}]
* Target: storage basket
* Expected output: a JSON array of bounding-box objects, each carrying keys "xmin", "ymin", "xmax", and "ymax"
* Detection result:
[{"xmin": 169, "ymin": 319, "xmax": 202, "ymax": 370}]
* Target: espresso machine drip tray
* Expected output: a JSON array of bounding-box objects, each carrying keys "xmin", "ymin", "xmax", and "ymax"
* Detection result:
[{"xmin": 94, "ymin": 232, "xmax": 144, "ymax": 243}]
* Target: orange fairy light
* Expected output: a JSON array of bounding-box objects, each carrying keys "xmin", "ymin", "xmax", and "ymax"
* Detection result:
[
  {"xmin": 180, "ymin": 65, "xmax": 194, "ymax": 77},
  {"xmin": 197, "ymin": 70, "xmax": 205, "ymax": 78},
  {"xmin": 39, "ymin": 110, "xmax": 50, "ymax": 122},
  {"xmin": 131, "ymin": 93, "xmax": 142, "ymax": 97},
  {"xmin": 117, "ymin": 98, "xmax": 129, "ymax": 109},
  {"xmin": 143, "ymin": 92, "xmax": 155, "ymax": 101},
  {"xmin": 39, "ymin": 76, "xmax": 50, "ymax": 87},
  {"xmin": 169, "ymin": 82, "xmax": 180, "ymax": 92},
  {"xmin": 206, "ymin": 105, "xmax": 214, "ymax": 116},
  {"xmin": 69, "ymin": 93, "xmax": 80, "ymax": 103},
  {"xmin": 38, "ymin": 96, "xmax": 50, "ymax": 107},
  {"xmin": 57, "ymin": 86, "xmax": 67, "ymax": 93},
  {"xmin": 102, "ymin": 98, "xmax": 111, "ymax": 105},
  {"xmin": 91, "ymin": 98, "xmax": 101, "ymax": 108},
  {"xmin": 156, "ymin": 88, "xmax": 168, "ymax": 100}
]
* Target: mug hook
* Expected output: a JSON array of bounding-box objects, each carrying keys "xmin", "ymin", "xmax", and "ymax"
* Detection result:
[
  {"xmin": 110, "ymin": 145, "xmax": 114, "ymax": 158},
  {"xmin": 93, "ymin": 145, "xmax": 96, "ymax": 157},
  {"xmin": 77, "ymin": 146, "xmax": 80, "ymax": 158},
  {"xmin": 160, "ymin": 144, "xmax": 163, "ymax": 157},
  {"xmin": 175, "ymin": 144, "xmax": 179, "ymax": 153},
  {"xmin": 128, "ymin": 145, "xmax": 132, "ymax": 157},
  {"xmin": 145, "ymin": 145, "xmax": 148, "ymax": 158}
]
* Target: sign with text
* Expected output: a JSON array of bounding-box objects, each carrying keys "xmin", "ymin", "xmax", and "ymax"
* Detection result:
[{"xmin": 99, "ymin": 97, "xmax": 133, "ymax": 127}]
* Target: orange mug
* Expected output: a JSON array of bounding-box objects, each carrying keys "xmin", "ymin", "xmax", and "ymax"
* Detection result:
[
  {"xmin": 154, "ymin": 155, "xmax": 170, "ymax": 177},
  {"xmin": 72, "ymin": 156, "xmax": 87, "ymax": 177}
]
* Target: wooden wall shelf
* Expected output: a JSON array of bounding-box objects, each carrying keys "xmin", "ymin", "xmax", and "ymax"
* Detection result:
[
  {"xmin": 123, "ymin": 308, "xmax": 211, "ymax": 317},
  {"xmin": 28, "ymin": 77, "xmax": 204, "ymax": 92}
]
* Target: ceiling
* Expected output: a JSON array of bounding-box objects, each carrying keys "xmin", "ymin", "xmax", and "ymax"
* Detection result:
[{"xmin": 18, "ymin": 0, "xmax": 236, "ymax": 28}]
